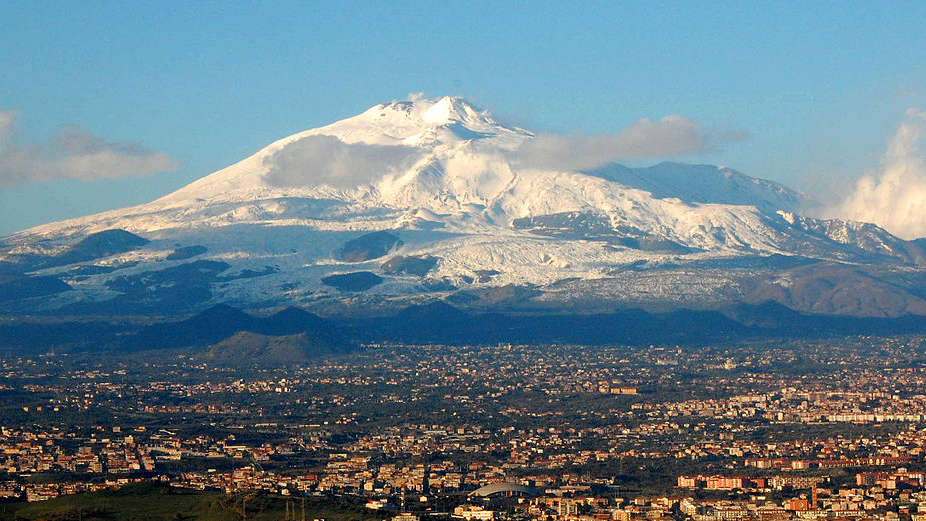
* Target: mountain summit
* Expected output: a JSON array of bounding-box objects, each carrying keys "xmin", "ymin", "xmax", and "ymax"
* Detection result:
[{"xmin": 3, "ymin": 96, "xmax": 926, "ymax": 318}]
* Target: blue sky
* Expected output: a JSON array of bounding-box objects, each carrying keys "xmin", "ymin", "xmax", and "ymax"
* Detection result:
[{"xmin": 1, "ymin": 1, "xmax": 925, "ymax": 235}]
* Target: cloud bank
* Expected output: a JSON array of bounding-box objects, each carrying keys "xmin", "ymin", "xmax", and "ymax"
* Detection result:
[
  {"xmin": 511, "ymin": 115, "xmax": 747, "ymax": 171},
  {"xmin": 0, "ymin": 110, "xmax": 176, "ymax": 187},
  {"xmin": 262, "ymin": 115, "xmax": 745, "ymax": 189},
  {"xmin": 263, "ymin": 135, "xmax": 419, "ymax": 189},
  {"xmin": 828, "ymin": 109, "xmax": 926, "ymax": 240}
]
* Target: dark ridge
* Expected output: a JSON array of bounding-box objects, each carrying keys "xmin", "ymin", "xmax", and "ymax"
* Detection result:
[
  {"xmin": 340, "ymin": 231, "xmax": 402, "ymax": 262},
  {"xmin": 6, "ymin": 302, "xmax": 926, "ymax": 354},
  {"xmin": 123, "ymin": 304, "xmax": 354, "ymax": 353},
  {"xmin": 0, "ymin": 261, "xmax": 23, "ymax": 283},
  {"xmin": 0, "ymin": 320, "xmax": 129, "ymax": 351},
  {"xmin": 381, "ymin": 255, "xmax": 438, "ymax": 276},
  {"xmin": 52, "ymin": 229, "xmax": 149, "ymax": 267},
  {"xmin": 99, "ymin": 259, "xmax": 231, "ymax": 312},
  {"xmin": 166, "ymin": 245, "xmax": 207, "ymax": 260},
  {"xmin": 350, "ymin": 304, "xmax": 748, "ymax": 345},
  {"xmin": 447, "ymin": 284, "xmax": 541, "ymax": 307},
  {"xmin": 124, "ymin": 304, "xmax": 259, "ymax": 350},
  {"xmin": 742, "ymin": 262, "xmax": 926, "ymax": 317},
  {"xmin": 0, "ymin": 275, "xmax": 70, "ymax": 303},
  {"xmin": 204, "ymin": 331, "xmax": 351, "ymax": 367},
  {"xmin": 721, "ymin": 300, "xmax": 809, "ymax": 329},
  {"xmin": 345, "ymin": 301, "xmax": 926, "ymax": 346},
  {"xmin": 322, "ymin": 271, "xmax": 383, "ymax": 292},
  {"xmin": 349, "ymin": 300, "xmax": 474, "ymax": 343},
  {"xmin": 217, "ymin": 266, "xmax": 279, "ymax": 282},
  {"xmin": 256, "ymin": 306, "xmax": 347, "ymax": 345},
  {"xmin": 0, "ymin": 229, "xmax": 149, "ymax": 275},
  {"xmin": 512, "ymin": 211, "xmax": 615, "ymax": 239}
]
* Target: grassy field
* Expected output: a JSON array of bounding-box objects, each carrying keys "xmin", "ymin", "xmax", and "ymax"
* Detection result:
[{"xmin": 0, "ymin": 482, "xmax": 387, "ymax": 521}]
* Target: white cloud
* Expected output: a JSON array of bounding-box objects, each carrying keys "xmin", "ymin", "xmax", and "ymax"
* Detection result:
[
  {"xmin": 0, "ymin": 110, "xmax": 177, "ymax": 187},
  {"xmin": 263, "ymin": 134, "xmax": 419, "ymax": 189},
  {"xmin": 0, "ymin": 110, "xmax": 15, "ymax": 139},
  {"xmin": 511, "ymin": 115, "xmax": 747, "ymax": 171},
  {"xmin": 262, "ymin": 114, "xmax": 745, "ymax": 189},
  {"xmin": 827, "ymin": 108, "xmax": 926, "ymax": 240}
]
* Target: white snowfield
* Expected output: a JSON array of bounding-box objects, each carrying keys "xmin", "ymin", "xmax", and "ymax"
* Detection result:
[{"xmin": 3, "ymin": 96, "xmax": 918, "ymax": 311}]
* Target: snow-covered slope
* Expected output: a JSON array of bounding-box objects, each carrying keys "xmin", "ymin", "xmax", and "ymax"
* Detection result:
[
  {"xmin": 589, "ymin": 162, "xmax": 816, "ymax": 214},
  {"xmin": 3, "ymin": 96, "xmax": 924, "ymax": 317}
]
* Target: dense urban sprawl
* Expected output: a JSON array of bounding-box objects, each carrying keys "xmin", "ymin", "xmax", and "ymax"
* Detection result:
[{"xmin": 3, "ymin": 336, "xmax": 926, "ymax": 521}]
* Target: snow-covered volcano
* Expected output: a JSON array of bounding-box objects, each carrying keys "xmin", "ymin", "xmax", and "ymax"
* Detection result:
[{"xmin": 4, "ymin": 96, "xmax": 926, "ymax": 317}]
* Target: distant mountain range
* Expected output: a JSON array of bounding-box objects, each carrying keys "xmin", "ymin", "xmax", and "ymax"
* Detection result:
[
  {"xmin": 4, "ymin": 301, "xmax": 926, "ymax": 357},
  {"xmin": 2, "ymin": 95, "xmax": 926, "ymax": 332}
]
